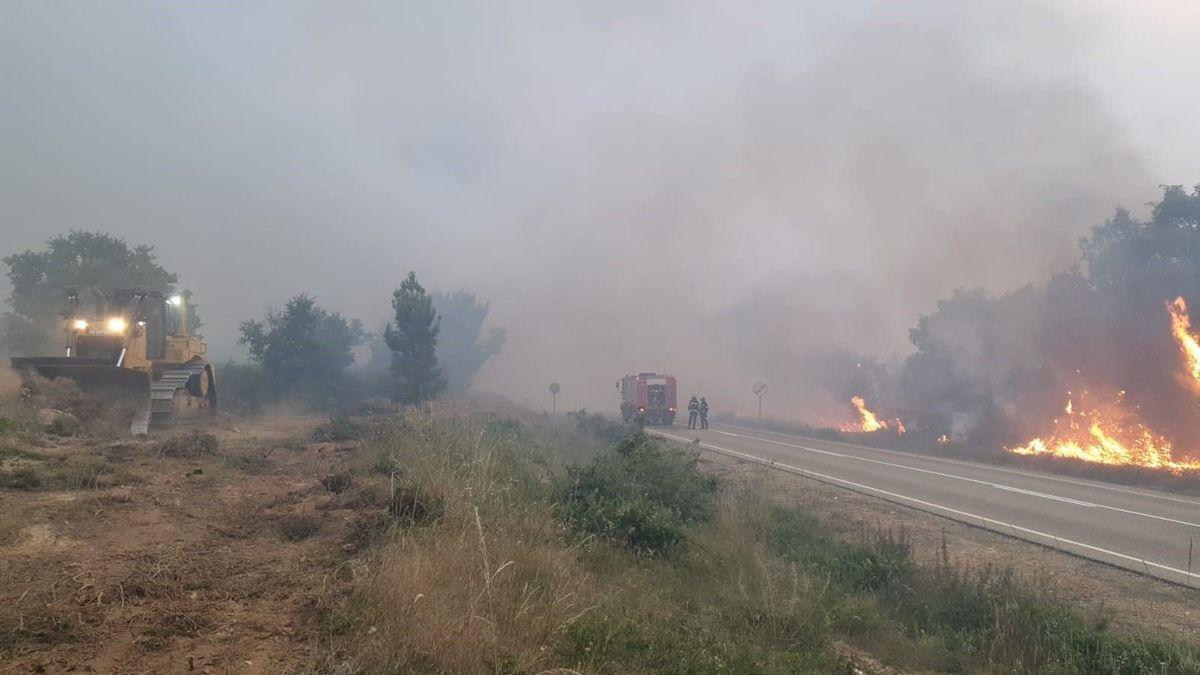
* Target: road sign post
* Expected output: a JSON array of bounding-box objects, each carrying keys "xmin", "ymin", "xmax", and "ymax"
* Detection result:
[
  {"xmin": 752, "ymin": 382, "xmax": 768, "ymax": 422},
  {"xmin": 548, "ymin": 382, "xmax": 561, "ymax": 414}
]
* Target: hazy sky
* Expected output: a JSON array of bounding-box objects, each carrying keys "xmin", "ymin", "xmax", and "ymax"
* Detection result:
[{"xmin": 3, "ymin": 1, "xmax": 1198, "ymax": 416}]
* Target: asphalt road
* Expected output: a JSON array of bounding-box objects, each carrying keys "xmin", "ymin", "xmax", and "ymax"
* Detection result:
[{"xmin": 653, "ymin": 423, "xmax": 1200, "ymax": 587}]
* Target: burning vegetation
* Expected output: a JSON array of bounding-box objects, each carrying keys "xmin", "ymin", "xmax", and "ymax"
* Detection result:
[
  {"xmin": 1002, "ymin": 295, "xmax": 1200, "ymax": 472},
  {"xmin": 1007, "ymin": 390, "xmax": 1200, "ymax": 472},
  {"xmin": 1168, "ymin": 296, "xmax": 1200, "ymax": 390},
  {"xmin": 814, "ymin": 186, "xmax": 1200, "ymax": 474},
  {"xmin": 840, "ymin": 395, "xmax": 905, "ymax": 435}
]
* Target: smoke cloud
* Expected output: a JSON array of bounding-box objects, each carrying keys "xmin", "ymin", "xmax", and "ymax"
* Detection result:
[{"xmin": 2, "ymin": 1, "xmax": 1197, "ymax": 420}]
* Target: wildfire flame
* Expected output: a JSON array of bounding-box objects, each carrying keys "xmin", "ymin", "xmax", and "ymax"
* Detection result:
[
  {"xmin": 1005, "ymin": 296, "xmax": 1200, "ymax": 473},
  {"xmin": 841, "ymin": 395, "xmax": 886, "ymax": 432},
  {"xmin": 1168, "ymin": 296, "xmax": 1200, "ymax": 388},
  {"xmin": 840, "ymin": 395, "xmax": 905, "ymax": 434},
  {"xmin": 1009, "ymin": 392, "xmax": 1200, "ymax": 472}
]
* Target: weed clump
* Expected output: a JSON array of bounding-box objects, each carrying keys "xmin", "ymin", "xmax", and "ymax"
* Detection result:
[
  {"xmin": 0, "ymin": 466, "xmax": 42, "ymax": 490},
  {"xmin": 387, "ymin": 482, "xmax": 443, "ymax": 525},
  {"xmin": 223, "ymin": 453, "xmax": 271, "ymax": 474},
  {"xmin": 562, "ymin": 430, "xmax": 718, "ymax": 555},
  {"xmin": 321, "ymin": 471, "xmax": 354, "ymax": 494},
  {"xmin": 0, "ymin": 417, "xmax": 19, "ymax": 435},
  {"xmin": 155, "ymin": 431, "xmax": 219, "ymax": 458},
  {"xmin": 311, "ymin": 414, "xmax": 365, "ymax": 442}
]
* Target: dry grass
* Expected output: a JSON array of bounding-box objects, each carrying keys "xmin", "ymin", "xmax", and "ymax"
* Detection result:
[
  {"xmin": 350, "ymin": 507, "xmax": 591, "ymax": 672},
  {"xmin": 333, "ymin": 412, "xmax": 594, "ymax": 672},
  {"xmin": 154, "ymin": 431, "xmax": 219, "ymax": 458}
]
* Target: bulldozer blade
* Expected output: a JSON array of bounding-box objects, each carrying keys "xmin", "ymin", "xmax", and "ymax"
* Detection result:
[{"xmin": 10, "ymin": 357, "xmax": 151, "ymax": 395}]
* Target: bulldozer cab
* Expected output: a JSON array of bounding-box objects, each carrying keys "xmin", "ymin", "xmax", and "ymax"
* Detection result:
[{"xmin": 63, "ymin": 289, "xmax": 174, "ymax": 370}]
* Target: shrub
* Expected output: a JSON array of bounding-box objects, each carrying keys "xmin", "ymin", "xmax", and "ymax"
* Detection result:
[
  {"xmin": 155, "ymin": 431, "xmax": 219, "ymax": 458},
  {"xmin": 0, "ymin": 417, "xmax": 19, "ymax": 434},
  {"xmin": 561, "ymin": 430, "xmax": 719, "ymax": 554},
  {"xmin": 570, "ymin": 410, "xmax": 632, "ymax": 443},
  {"xmin": 767, "ymin": 508, "xmax": 915, "ymax": 593},
  {"xmin": 215, "ymin": 360, "xmax": 267, "ymax": 413},
  {"xmin": 320, "ymin": 471, "xmax": 354, "ymax": 494},
  {"xmin": 311, "ymin": 414, "xmax": 365, "ymax": 442}
]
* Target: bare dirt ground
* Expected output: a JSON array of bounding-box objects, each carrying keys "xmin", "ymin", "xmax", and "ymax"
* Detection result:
[
  {"xmin": 0, "ymin": 413, "xmax": 366, "ymax": 674},
  {"xmin": 706, "ymin": 452, "xmax": 1200, "ymax": 643}
]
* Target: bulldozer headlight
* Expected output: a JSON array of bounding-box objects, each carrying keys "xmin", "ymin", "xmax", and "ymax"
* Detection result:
[
  {"xmin": 72, "ymin": 319, "xmax": 89, "ymax": 331},
  {"xmin": 106, "ymin": 317, "xmax": 128, "ymax": 333}
]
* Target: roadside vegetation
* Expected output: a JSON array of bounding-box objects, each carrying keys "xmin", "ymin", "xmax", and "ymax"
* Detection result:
[
  {"xmin": 3, "ymin": 370, "xmax": 1198, "ymax": 672},
  {"xmin": 326, "ymin": 410, "xmax": 1200, "ymax": 673}
]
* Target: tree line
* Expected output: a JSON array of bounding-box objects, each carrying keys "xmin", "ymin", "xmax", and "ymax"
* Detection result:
[{"xmin": 1, "ymin": 231, "xmax": 504, "ymax": 409}]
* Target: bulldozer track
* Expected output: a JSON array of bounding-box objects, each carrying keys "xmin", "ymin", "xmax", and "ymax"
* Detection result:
[{"xmin": 130, "ymin": 361, "xmax": 215, "ymax": 435}]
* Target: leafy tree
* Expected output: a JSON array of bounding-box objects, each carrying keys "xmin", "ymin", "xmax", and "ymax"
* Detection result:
[
  {"xmin": 385, "ymin": 272, "xmax": 445, "ymax": 404},
  {"xmin": 239, "ymin": 295, "xmax": 365, "ymax": 404},
  {"xmin": 1, "ymin": 231, "xmax": 200, "ymax": 355},
  {"xmin": 431, "ymin": 290, "xmax": 505, "ymax": 393}
]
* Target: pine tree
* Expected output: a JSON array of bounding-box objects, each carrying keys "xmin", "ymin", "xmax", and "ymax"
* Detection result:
[{"xmin": 385, "ymin": 272, "xmax": 445, "ymax": 404}]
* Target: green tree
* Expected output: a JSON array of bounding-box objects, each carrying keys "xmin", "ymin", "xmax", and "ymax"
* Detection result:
[
  {"xmin": 1, "ymin": 231, "xmax": 200, "ymax": 355},
  {"xmin": 431, "ymin": 290, "xmax": 505, "ymax": 393},
  {"xmin": 239, "ymin": 294, "xmax": 365, "ymax": 404},
  {"xmin": 385, "ymin": 272, "xmax": 445, "ymax": 404}
]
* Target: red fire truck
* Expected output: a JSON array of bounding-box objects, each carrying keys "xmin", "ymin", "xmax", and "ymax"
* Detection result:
[{"xmin": 617, "ymin": 372, "xmax": 677, "ymax": 425}]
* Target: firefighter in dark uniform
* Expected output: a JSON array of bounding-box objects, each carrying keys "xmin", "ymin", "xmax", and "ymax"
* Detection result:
[
  {"xmin": 699, "ymin": 397, "xmax": 710, "ymax": 430},
  {"xmin": 687, "ymin": 396, "xmax": 700, "ymax": 429}
]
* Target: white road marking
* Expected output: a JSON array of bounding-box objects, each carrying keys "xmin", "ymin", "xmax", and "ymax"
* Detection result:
[
  {"xmin": 719, "ymin": 422, "xmax": 1200, "ymax": 507},
  {"xmin": 655, "ymin": 431, "xmax": 1200, "ymax": 584},
  {"xmin": 708, "ymin": 429, "xmax": 1200, "ymax": 529},
  {"xmin": 991, "ymin": 484, "xmax": 1098, "ymax": 508}
]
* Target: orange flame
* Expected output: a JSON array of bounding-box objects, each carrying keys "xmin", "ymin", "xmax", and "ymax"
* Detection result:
[
  {"xmin": 841, "ymin": 395, "xmax": 905, "ymax": 434},
  {"xmin": 1008, "ymin": 391, "xmax": 1200, "ymax": 472},
  {"xmin": 1005, "ymin": 298, "xmax": 1200, "ymax": 473},
  {"xmin": 1168, "ymin": 296, "xmax": 1200, "ymax": 388}
]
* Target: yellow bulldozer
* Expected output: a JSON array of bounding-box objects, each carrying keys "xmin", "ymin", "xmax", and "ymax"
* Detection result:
[{"xmin": 11, "ymin": 288, "xmax": 217, "ymax": 435}]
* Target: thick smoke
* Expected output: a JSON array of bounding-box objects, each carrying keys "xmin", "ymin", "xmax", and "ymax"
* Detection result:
[
  {"xmin": 1, "ymin": 2, "xmax": 1194, "ymax": 420},
  {"xmin": 471, "ymin": 1, "xmax": 1152, "ymax": 417}
]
